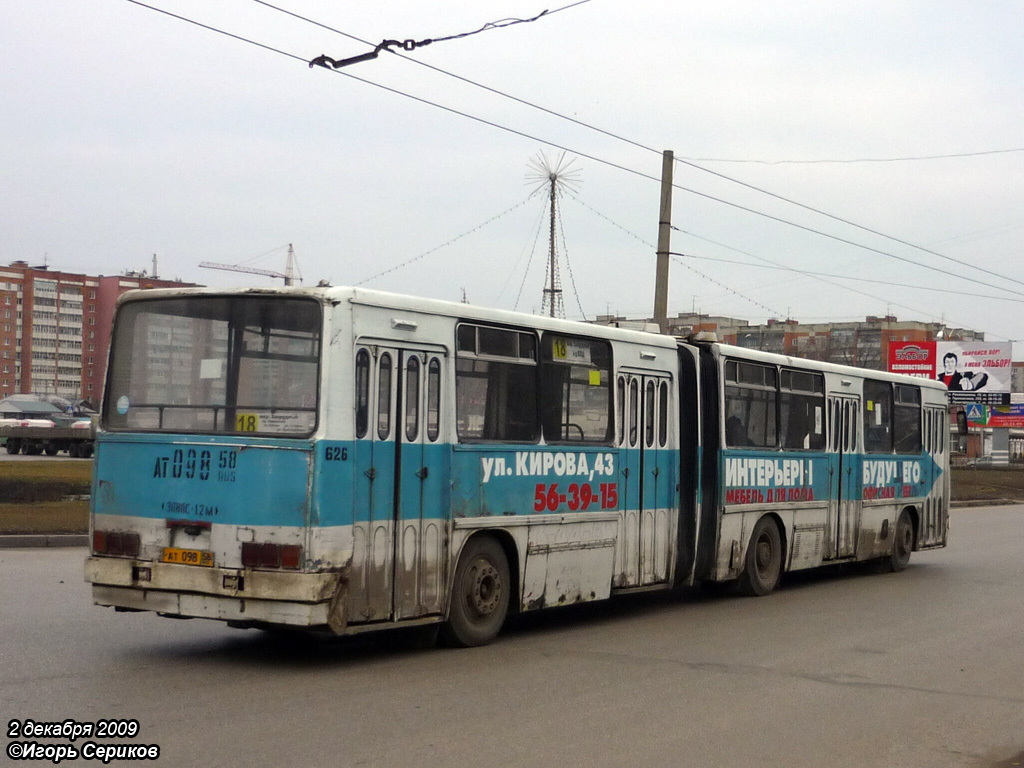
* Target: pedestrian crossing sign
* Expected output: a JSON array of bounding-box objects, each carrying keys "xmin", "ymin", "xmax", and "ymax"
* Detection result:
[{"xmin": 965, "ymin": 403, "xmax": 988, "ymax": 424}]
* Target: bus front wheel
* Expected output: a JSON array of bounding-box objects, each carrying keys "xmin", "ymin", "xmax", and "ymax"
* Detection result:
[
  {"xmin": 739, "ymin": 517, "xmax": 782, "ymax": 596},
  {"xmin": 442, "ymin": 536, "xmax": 510, "ymax": 647}
]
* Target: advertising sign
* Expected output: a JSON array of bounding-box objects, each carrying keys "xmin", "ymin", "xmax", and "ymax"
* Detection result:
[
  {"xmin": 965, "ymin": 404, "xmax": 1024, "ymax": 428},
  {"xmin": 888, "ymin": 340, "xmax": 1011, "ymax": 405},
  {"xmin": 935, "ymin": 342, "xmax": 1011, "ymax": 405},
  {"xmin": 888, "ymin": 341, "xmax": 935, "ymax": 379}
]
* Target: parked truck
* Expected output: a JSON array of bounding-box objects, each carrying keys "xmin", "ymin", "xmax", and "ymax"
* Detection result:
[{"xmin": 0, "ymin": 418, "xmax": 96, "ymax": 457}]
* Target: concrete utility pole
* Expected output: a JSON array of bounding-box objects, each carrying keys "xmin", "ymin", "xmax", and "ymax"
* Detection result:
[{"xmin": 653, "ymin": 150, "xmax": 674, "ymax": 334}]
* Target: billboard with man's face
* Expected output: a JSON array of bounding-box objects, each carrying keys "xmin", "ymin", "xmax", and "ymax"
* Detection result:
[
  {"xmin": 888, "ymin": 341, "xmax": 1011, "ymax": 404},
  {"xmin": 935, "ymin": 342, "xmax": 1011, "ymax": 404}
]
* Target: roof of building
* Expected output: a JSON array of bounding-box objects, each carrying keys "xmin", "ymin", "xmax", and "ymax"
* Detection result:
[{"xmin": 0, "ymin": 397, "xmax": 63, "ymax": 416}]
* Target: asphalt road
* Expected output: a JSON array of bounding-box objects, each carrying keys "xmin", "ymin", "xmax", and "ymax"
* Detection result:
[{"xmin": 2, "ymin": 506, "xmax": 1022, "ymax": 768}]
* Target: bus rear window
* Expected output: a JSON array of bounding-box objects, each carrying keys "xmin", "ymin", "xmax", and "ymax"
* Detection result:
[{"xmin": 103, "ymin": 296, "xmax": 321, "ymax": 436}]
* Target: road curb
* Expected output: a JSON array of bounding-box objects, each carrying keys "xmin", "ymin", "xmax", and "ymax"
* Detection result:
[
  {"xmin": 951, "ymin": 499, "xmax": 1022, "ymax": 508},
  {"xmin": 0, "ymin": 534, "xmax": 88, "ymax": 549}
]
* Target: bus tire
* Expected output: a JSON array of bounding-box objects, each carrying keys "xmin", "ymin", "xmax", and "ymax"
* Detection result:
[
  {"xmin": 889, "ymin": 509, "xmax": 913, "ymax": 572},
  {"xmin": 738, "ymin": 516, "xmax": 782, "ymax": 596},
  {"xmin": 442, "ymin": 536, "xmax": 510, "ymax": 647}
]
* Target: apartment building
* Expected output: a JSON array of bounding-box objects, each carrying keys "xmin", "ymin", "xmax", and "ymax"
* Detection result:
[
  {"xmin": 0, "ymin": 261, "xmax": 195, "ymax": 404},
  {"xmin": 591, "ymin": 311, "xmax": 984, "ymax": 372}
]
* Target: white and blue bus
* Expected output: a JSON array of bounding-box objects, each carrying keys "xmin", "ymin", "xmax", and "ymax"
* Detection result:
[{"xmin": 85, "ymin": 287, "xmax": 949, "ymax": 645}]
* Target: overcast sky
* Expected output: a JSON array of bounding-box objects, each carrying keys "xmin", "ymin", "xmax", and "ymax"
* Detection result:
[{"xmin": 3, "ymin": 2, "xmax": 1023, "ymax": 353}]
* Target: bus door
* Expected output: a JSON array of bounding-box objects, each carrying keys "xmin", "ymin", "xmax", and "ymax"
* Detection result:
[
  {"xmin": 827, "ymin": 395, "xmax": 860, "ymax": 559},
  {"xmin": 920, "ymin": 406, "xmax": 947, "ymax": 546},
  {"xmin": 351, "ymin": 344, "xmax": 448, "ymax": 623},
  {"xmin": 618, "ymin": 372, "xmax": 674, "ymax": 586},
  {"xmin": 393, "ymin": 349, "xmax": 448, "ymax": 620}
]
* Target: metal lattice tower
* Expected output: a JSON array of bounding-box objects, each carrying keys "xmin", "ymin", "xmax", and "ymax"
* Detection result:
[{"xmin": 528, "ymin": 152, "xmax": 580, "ymax": 318}]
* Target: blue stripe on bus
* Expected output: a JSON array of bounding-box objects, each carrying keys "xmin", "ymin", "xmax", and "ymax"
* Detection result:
[
  {"xmin": 449, "ymin": 445, "xmax": 678, "ymax": 517},
  {"xmin": 94, "ymin": 434, "xmax": 312, "ymax": 527},
  {"xmin": 718, "ymin": 448, "xmax": 941, "ymax": 505},
  {"xmin": 95, "ymin": 431, "xmax": 942, "ymax": 529}
]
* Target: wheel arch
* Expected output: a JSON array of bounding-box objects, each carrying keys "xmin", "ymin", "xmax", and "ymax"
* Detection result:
[
  {"xmin": 446, "ymin": 529, "xmax": 522, "ymax": 618},
  {"xmin": 756, "ymin": 511, "xmax": 788, "ymax": 571},
  {"xmin": 900, "ymin": 504, "xmax": 921, "ymax": 550}
]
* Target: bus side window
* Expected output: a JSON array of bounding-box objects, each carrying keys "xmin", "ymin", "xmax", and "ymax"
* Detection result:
[
  {"xmin": 355, "ymin": 349, "xmax": 370, "ymax": 439},
  {"xmin": 629, "ymin": 378, "xmax": 639, "ymax": 447},
  {"xmin": 427, "ymin": 357, "xmax": 441, "ymax": 442},
  {"xmin": 863, "ymin": 380, "xmax": 892, "ymax": 453},
  {"xmin": 893, "ymin": 384, "xmax": 921, "ymax": 454},
  {"xmin": 724, "ymin": 360, "xmax": 777, "ymax": 449},
  {"xmin": 658, "ymin": 380, "xmax": 669, "ymax": 448},
  {"xmin": 616, "ymin": 376, "xmax": 625, "ymax": 445},
  {"xmin": 378, "ymin": 353, "xmax": 392, "ymax": 440},
  {"xmin": 645, "ymin": 380, "xmax": 656, "ymax": 448},
  {"xmin": 405, "ymin": 356, "xmax": 420, "ymax": 442},
  {"xmin": 780, "ymin": 369, "xmax": 824, "ymax": 450},
  {"xmin": 845, "ymin": 401, "xmax": 856, "ymax": 453},
  {"xmin": 539, "ymin": 334, "xmax": 613, "ymax": 444},
  {"xmin": 455, "ymin": 324, "xmax": 538, "ymax": 442}
]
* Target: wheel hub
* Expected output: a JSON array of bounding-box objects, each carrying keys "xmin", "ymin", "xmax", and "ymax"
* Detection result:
[
  {"xmin": 469, "ymin": 560, "xmax": 500, "ymax": 616},
  {"xmin": 756, "ymin": 538, "xmax": 772, "ymax": 572}
]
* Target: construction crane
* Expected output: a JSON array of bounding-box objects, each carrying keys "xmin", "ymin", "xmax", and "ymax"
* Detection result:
[{"xmin": 199, "ymin": 244, "xmax": 301, "ymax": 286}]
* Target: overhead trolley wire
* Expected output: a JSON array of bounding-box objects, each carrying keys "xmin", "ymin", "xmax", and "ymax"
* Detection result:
[
  {"xmin": 680, "ymin": 147, "xmax": 1024, "ymax": 165},
  {"xmin": 671, "ymin": 156, "xmax": 1024, "ymax": 290},
  {"xmin": 565, "ymin": 191, "xmax": 1001, "ymax": 335},
  {"xmin": 672, "ymin": 252, "xmax": 1024, "ymax": 305},
  {"xmin": 248, "ymin": 1, "xmax": 1024, "ymax": 294},
  {"xmin": 249, "ymin": 0, "xmax": 1024, "ymax": 297},
  {"xmin": 123, "ymin": 0, "xmax": 1024, "ymax": 302}
]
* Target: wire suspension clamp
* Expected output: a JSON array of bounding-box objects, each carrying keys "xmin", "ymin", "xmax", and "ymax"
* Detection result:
[{"xmin": 310, "ymin": 10, "xmax": 549, "ymax": 69}]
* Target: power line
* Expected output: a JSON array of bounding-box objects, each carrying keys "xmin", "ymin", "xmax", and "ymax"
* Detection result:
[
  {"xmin": 356, "ymin": 196, "xmax": 534, "ymax": 285},
  {"xmin": 122, "ymin": 0, "xmax": 1024, "ymax": 303},
  {"xmin": 669, "ymin": 228, "xmax": 1010, "ymax": 337},
  {"xmin": 670, "ymin": 252, "xmax": 1024, "ymax": 304},
  {"xmin": 565, "ymin": 191, "xmax": 993, "ymax": 333},
  {"xmin": 680, "ymin": 147, "xmax": 1024, "ymax": 165},
  {"xmin": 248, "ymin": 1, "xmax": 1024, "ymax": 294},
  {"xmin": 496, "ymin": 197, "xmax": 548, "ymax": 305},
  {"xmin": 557, "ymin": 203, "xmax": 587, "ymax": 320},
  {"xmin": 671, "ymin": 156, "xmax": 1024, "ymax": 292}
]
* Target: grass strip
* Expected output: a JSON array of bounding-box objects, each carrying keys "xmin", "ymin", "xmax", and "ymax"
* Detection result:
[{"xmin": 0, "ymin": 501, "xmax": 89, "ymax": 534}]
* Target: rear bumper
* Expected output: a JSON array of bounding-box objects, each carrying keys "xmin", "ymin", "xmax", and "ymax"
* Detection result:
[{"xmin": 85, "ymin": 556, "xmax": 346, "ymax": 630}]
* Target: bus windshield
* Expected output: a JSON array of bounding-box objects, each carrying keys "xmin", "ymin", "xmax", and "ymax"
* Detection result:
[{"xmin": 102, "ymin": 295, "xmax": 321, "ymax": 436}]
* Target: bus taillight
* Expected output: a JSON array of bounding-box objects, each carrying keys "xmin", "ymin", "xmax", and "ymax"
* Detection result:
[
  {"xmin": 241, "ymin": 542, "xmax": 302, "ymax": 570},
  {"xmin": 280, "ymin": 544, "xmax": 302, "ymax": 570},
  {"xmin": 93, "ymin": 530, "xmax": 140, "ymax": 558}
]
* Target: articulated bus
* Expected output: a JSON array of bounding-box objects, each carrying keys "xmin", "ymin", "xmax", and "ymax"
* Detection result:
[{"xmin": 86, "ymin": 287, "xmax": 949, "ymax": 645}]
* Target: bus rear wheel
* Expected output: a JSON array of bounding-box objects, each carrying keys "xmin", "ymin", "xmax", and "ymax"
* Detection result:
[
  {"xmin": 739, "ymin": 517, "xmax": 782, "ymax": 596},
  {"xmin": 890, "ymin": 509, "xmax": 913, "ymax": 572},
  {"xmin": 442, "ymin": 536, "xmax": 510, "ymax": 647}
]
